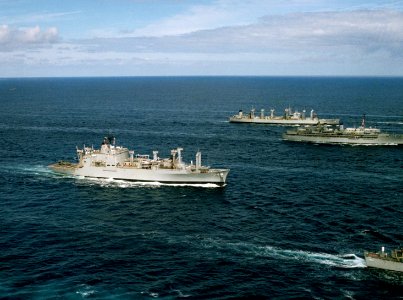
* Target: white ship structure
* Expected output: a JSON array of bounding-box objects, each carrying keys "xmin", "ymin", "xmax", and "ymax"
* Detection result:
[
  {"xmin": 49, "ymin": 136, "xmax": 229, "ymax": 186},
  {"xmin": 364, "ymin": 247, "xmax": 403, "ymax": 272},
  {"xmin": 229, "ymin": 107, "xmax": 339, "ymax": 125},
  {"xmin": 283, "ymin": 115, "xmax": 403, "ymax": 146}
]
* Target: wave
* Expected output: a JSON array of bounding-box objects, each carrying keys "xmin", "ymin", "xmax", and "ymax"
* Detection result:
[
  {"xmin": 362, "ymin": 230, "xmax": 396, "ymax": 243},
  {"xmin": 172, "ymin": 289, "xmax": 191, "ymax": 298}
]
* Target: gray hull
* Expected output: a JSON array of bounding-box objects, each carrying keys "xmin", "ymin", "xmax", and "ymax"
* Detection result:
[
  {"xmin": 365, "ymin": 256, "xmax": 403, "ymax": 272},
  {"xmin": 229, "ymin": 116, "xmax": 319, "ymax": 125},
  {"xmin": 50, "ymin": 164, "xmax": 229, "ymax": 185},
  {"xmin": 230, "ymin": 107, "xmax": 339, "ymax": 125},
  {"xmin": 283, "ymin": 133, "xmax": 403, "ymax": 145}
]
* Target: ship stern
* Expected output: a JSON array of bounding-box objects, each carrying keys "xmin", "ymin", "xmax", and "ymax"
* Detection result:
[{"xmin": 48, "ymin": 161, "xmax": 78, "ymax": 176}]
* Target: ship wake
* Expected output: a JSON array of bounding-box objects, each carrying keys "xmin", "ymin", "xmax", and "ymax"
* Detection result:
[
  {"xmin": 5, "ymin": 164, "xmax": 62, "ymax": 179},
  {"xmin": 193, "ymin": 238, "xmax": 366, "ymax": 269},
  {"xmin": 236, "ymin": 243, "xmax": 366, "ymax": 269}
]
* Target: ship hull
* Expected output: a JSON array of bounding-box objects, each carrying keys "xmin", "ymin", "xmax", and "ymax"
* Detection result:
[
  {"xmin": 282, "ymin": 133, "xmax": 403, "ymax": 145},
  {"xmin": 229, "ymin": 117, "xmax": 318, "ymax": 125},
  {"xmin": 229, "ymin": 117, "xmax": 339, "ymax": 125},
  {"xmin": 365, "ymin": 256, "xmax": 403, "ymax": 272},
  {"xmin": 49, "ymin": 164, "xmax": 229, "ymax": 185}
]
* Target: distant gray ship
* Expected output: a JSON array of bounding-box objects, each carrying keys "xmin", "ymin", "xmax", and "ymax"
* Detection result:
[
  {"xmin": 49, "ymin": 136, "xmax": 229, "ymax": 186},
  {"xmin": 283, "ymin": 115, "xmax": 403, "ymax": 146},
  {"xmin": 229, "ymin": 107, "xmax": 339, "ymax": 125},
  {"xmin": 364, "ymin": 247, "xmax": 403, "ymax": 272}
]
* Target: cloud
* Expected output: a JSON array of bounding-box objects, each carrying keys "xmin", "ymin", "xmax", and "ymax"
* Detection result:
[
  {"xmin": 84, "ymin": 10, "xmax": 403, "ymax": 58},
  {"xmin": 256, "ymin": 10, "xmax": 403, "ymax": 51},
  {"xmin": 127, "ymin": 2, "xmax": 240, "ymax": 37},
  {"xmin": 1, "ymin": 8, "xmax": 403, "ymax": 76},
  {"xmin": 1, "ymin": 9, "xmax": 82, "ymax": 25},
  {"xmin": 115, "ymin": 0, "xmax": 276, "ymax": 38},
  {"xmin": 111, "ymin": 0, "xmax": 403, "ymax": 38},
  {"xmin": 0, "ymin": 25, "xmax": 59, "ymax": 51}
]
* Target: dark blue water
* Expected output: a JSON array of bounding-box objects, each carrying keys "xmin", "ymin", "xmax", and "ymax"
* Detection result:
[{"xmin": 1, "ymin": 77, "xmax": 402, "ymax": 299}]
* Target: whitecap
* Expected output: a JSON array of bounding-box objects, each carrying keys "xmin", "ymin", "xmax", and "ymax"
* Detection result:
[
  {"xmin": 141, "ymin": 291, "xmax": 159, "ymax": 298},
  {"xmin": 173, "ymin": 289, "xmax": 191, "ymax": 298},
  {"xmin": 75, "ymin": 284, "xmax": 96, "ymax": 298}
]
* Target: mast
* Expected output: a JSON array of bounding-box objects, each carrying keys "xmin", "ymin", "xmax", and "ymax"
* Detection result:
[
  {"xmin": 361, "ymin": 114, "xmax": 366, "ymax": 128},
  {"xmin": 250, "ymin": 107, "xmax": 255, "ymax": 118},
  {"xmin": 177, "ymin": 148, "xmax": 183, "ymax": 168},
  {"xmin": 153, "ymin": 151, "xmax": 158, "ymax": 161},
  {"xmin": 171, "ymin": 149, "xmax": 177, "ymax": 168},
  {"xmin": 195, "ymin": 151, "xmax": 201, "ymax": 170},
  {"xmin": 76, "ymin": 146, "xmax": 84, "ymax": 166}
]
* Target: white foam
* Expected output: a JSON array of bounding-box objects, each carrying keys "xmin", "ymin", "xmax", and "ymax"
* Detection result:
[
  {"xmin": 269, "ymin": 247, "xmax": 366, "ymax": 268},
  {"xmin": 9, "ymin": 164, "xmax": 72, "ymax": 181},
  {"xmin": 12, "ymin": 165, "xmax": 54, "ymax": 176},
  {"xmin": 269, "ymin": 247, "xmax": 365, "ymax": 269},
  {"xmin": 76, "ymin": 177, "xmax": 221, "ymax": 188}
]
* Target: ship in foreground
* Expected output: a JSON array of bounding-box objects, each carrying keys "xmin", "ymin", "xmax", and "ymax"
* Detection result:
[
  {"xmin": 229, "ymin": 107, "xmax": 339, "ymax": 125},
  {"xmin": 282, "ymin": 115, "xmax": 403, "ymax": 146},
  {"xmin": 364, "ymin": 247, "xmax": 403, "ymax": 272},
  {"xmin": 49, "ymin": 136, "xmax": 229, "ymax": 186}
]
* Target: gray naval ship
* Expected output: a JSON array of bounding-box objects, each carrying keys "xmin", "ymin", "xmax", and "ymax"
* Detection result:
[
  {"xmin": 229, "ymin": 107, "xmax": 340, "ymax": 125},
  {"xmin": 49, "ymin": 136, "xmax": 229, "ymax": 186},
  {"xmin": 364, "ymin": 247, "xmax": 403, "ymax": 272},
  {"xmin": 283, "ymin": 115, "xmax": 403, "ymax": 146}
]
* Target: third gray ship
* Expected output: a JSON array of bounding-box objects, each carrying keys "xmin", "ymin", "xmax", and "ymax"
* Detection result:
[
  {"xmin": 283, "ymin": 115, "xmax": 403, "ymax": 146},
  {"xmin": 364, "ymin": 246, "xmax": 403, "ymax": 272}
]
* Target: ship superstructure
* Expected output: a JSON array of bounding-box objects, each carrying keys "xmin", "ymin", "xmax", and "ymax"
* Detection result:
[
  {"xmin": 229, "ymin": 107, "xmax": 339, "ymax": 125},
  {"xmin": 49, "ymin": 136, "xmax": 229, "ymax": 185}
]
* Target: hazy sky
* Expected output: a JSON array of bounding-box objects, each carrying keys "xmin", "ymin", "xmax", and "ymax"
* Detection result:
[{"xmin": 1, "ymin": 0, "xmax": 403, "ymax": 77}]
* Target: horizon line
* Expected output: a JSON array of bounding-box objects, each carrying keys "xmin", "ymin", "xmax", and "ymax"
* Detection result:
[{"xmin": 1, "ymin": 75, "xmax": 403, "ymax": 80}]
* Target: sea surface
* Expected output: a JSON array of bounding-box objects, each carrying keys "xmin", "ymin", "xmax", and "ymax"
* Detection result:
[{"xmin": 0, "ymin": 77, "xmax": 402, "ymax": 299}]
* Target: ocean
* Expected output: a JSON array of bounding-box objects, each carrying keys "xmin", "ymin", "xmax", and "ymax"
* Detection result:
[{"xmin": 0, "ymin": 77, "xmax": 402, "ymax": 299}]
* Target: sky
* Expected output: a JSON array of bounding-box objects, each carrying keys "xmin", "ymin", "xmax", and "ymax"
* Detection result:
[{"xmin": 1, "ymin": 0, "xmax": 403, "ymax": 77}]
